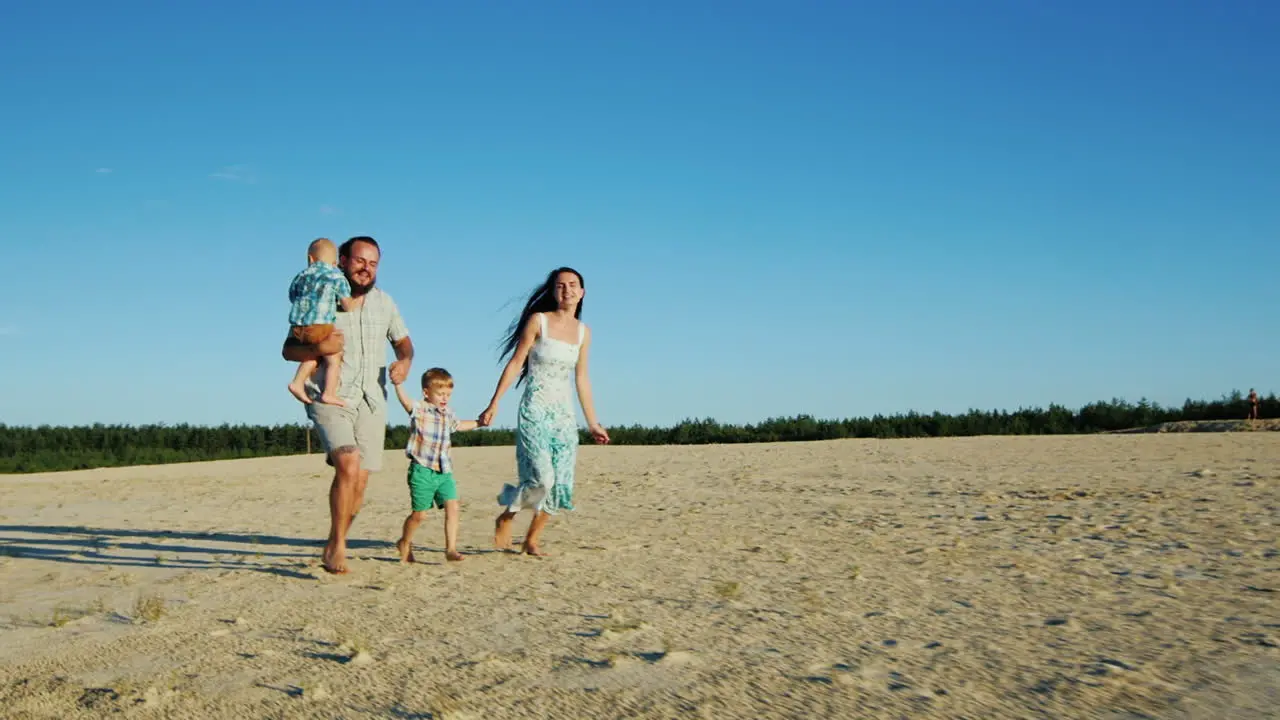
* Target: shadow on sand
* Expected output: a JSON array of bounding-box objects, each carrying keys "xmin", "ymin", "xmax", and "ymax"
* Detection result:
[
  {"xmin": 0, "ymin": 525, "xmax": 504, "ymax": 579},
  {"xmin": 0, "ymin": 524, "xmax": 400, "ymax": 581}
]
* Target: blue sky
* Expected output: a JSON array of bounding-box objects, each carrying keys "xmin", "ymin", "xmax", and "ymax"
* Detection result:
[{"xmin": 2, "ymin": 0, "xmax": 1277, "ymax": 429}]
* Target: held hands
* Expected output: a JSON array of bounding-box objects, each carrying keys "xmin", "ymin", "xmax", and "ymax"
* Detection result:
[
  {"xmin": 477, "ymin": 403, "xmax": 498, "ymax": 428},
  {"xmin": 388, "ymin": 358, "xmax": 411, "ymax": 386}
]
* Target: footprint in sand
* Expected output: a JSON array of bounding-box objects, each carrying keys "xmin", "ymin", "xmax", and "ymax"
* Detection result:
[
  {"xmin": 550, "ymin": 650, "xmax": 701, "ymax": 692},
  {"xmin": 806, "ymin": 659, "xmax": 937, "ymax": 699}
]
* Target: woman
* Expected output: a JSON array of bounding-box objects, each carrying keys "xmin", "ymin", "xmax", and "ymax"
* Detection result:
[{"xmin": 479, "ymin": 267, "xmax": 610, "ymax": 556}]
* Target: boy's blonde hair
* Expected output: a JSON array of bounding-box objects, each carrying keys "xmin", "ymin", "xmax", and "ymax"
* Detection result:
[{"xmin": 422, "ymin": 367, "xmax": 454, "ymax": 389}]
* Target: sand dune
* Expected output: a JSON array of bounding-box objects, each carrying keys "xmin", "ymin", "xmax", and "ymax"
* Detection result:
[
  {"xmin": 1112, "ymin": 419, "xmax": 1280, "ymax": 434},
  {"xmin": 1, "ymin": 434, "xmax": 1277, "ymax": 719}
]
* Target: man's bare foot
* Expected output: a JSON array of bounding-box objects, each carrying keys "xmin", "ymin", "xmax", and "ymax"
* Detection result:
[
  {"xmin": 445, "ymin": 550, "xmax": 465, "ymax": 562},
  {"xmin": 521, "ymin": 542, "xmax": 549, "ymax": 557},
  {"xmin": 494, "ymin": 513, "xmax": 514, "ymax": 550},
  {"xmin": 288, "ymin": 382, "xmax": 313, "ymax": 404},
  {"xmin": 317, "ymin": 392, "xmax": 346, "ymax": 407},
  {"xmin": 396, "ymin": 538, "xmax": 415, "ymax": 564},
  {"xmin": 322, "ymin": 542, "xmax": 348, "ymax": 574}
]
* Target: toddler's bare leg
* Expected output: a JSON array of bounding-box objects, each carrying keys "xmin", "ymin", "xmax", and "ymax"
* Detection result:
[
  {"xmin": 317, "ymin": 351, "xmax": 346, "ymax": 406},
  {"xmin": 288, "ymin": 360, "xmax": 317, "ymax": 404},
  {"xmin": 443, "ymin": 500, "xmax": 464, "ymax": 561},
  {"xmin": 397, "ymin": 511, "xmax": 426, "ymax": 563}
]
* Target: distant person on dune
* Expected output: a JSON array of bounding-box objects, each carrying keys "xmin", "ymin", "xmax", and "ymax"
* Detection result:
[
  {"xmin": 479, "ymin": 267, "xmax": 609, "ymax": 557},
  {"xmin": 1248, "ymin": 388, "xmax": 1260, "ymax": 420},
  {"xmin": 281, "ymin": 236, "xmax": 414, "ymax": 575},
  {"xmin": 285, "ymin": 238, "xmax": 353, "ymax": 406}
]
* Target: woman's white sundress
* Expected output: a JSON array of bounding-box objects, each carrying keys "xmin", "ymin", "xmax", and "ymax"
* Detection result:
[{"xmin": 497, "ymin": 313, "xmax": 584, "ymax": 515}]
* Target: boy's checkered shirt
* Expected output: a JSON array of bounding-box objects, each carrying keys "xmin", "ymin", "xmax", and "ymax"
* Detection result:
[{"xmin": 405, "ymin": 401, "xmax": 460, "ymax": 472}]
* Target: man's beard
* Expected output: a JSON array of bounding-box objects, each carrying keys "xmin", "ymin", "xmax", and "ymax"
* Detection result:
[{"xmin": 348, "ymin": 276, "xmax": 375, "ymax": 297}]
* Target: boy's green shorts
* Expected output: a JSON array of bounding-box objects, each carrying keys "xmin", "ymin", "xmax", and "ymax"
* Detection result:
[{"xmin": 406, "ymin": 461, "xmax": 458, "ymax": 511}]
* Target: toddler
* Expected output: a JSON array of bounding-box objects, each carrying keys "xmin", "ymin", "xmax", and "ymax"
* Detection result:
[
  {"xmin": 394, "ymin": 368, "xmax": 481, "ymax": 562},
  {"xmin": 286, "ymin": 238, "xmax": 352, "ymax": 406}
]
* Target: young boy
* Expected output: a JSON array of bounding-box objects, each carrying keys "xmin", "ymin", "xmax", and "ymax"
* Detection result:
[
  {"xmin": 286, "ymin": 238, "xmax": 352, "ymax": 406},
  {"xmin": 394, "ymin": 367, "xmax": 481, "ymax": 563}
]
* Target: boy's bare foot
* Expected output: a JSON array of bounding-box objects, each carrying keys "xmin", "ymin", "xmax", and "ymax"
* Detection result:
[
  {"xmin": 445, "ymin": 550, "xmax": 465, "ymax": 562},
  {"xmin": 396, "ymin": 538, "xmax": 415, "ymax": 564},
  {"xmin": 317, "ymin": 392, "xmax": 346, "ymax": 407},
  {"xmin": 494, "ymin": 513, "xmax": 514, "ymax": 550},
  {"xmin": 288, "ymin": 382, "xmax": 313, "ymax": 404},
  {"xmin": 521, "ymin": 542, "xmax": 549, "ymax": 557}
]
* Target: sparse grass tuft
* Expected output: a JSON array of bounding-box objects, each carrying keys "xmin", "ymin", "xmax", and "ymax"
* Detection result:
[
  {"xmin": 602, "ymin": 617, "xmax": 644, "ymax": 633},
  {"xmin": 50, "ymin": 604, "xmax": 79, "ymax": 627},
  {"xmin": 48, "ymin": 600, "xmax": 112, "ymax": 627},
  {"xmin": 338, "ymin": 632, "xmax": 370, "ymax": 655},
  {"xmin": 713, "ymin": 581, "xmax": 742, "ymax": 600},
  {"xmin": 427, "ymin": 691, "xmax": 462, "ymax": 718},
  {"xmin": 109, "ymin": 679, "xmax": 139, "ymax": 700},
  {"xmin": 133, "ymin": 593, "xmax": 166, "ymax": 623}
]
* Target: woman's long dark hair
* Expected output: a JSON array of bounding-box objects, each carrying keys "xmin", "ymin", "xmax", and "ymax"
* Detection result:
[{"xmin": 499, "ymin": 266, "xmax": 585, "ymax": 386}]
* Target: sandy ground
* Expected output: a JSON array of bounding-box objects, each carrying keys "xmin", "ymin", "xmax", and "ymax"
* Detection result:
[{"xmin": 0, "ymin": 434, "xmax": 1277, "ymax": 719}]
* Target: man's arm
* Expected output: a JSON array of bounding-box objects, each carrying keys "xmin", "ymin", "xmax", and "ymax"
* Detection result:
[
  {"xmin": 385, "ymin": 295, "xmax": 414, "ymax": 385},
  {"xmin": 389, "ymin": 336, "xmax": 414, "ymax": 385}
]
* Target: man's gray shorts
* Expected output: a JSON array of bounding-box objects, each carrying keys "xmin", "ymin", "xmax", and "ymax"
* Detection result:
[{"xmin": 306, "ymin": 396, "xmax": 387, "ymax": 472}]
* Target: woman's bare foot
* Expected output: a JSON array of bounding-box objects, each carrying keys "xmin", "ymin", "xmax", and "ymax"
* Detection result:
[
  {"xmin": 288, "ymin": 382, "xmax": 313, "ymax": 404},
  {"xmin": 317, "ymin": 391, "xmax": 346, "ymax": 407},
  {"xmin": 396, "ymin": 538, "xmax": 415, "ymax": 564},
  {"xmin": 445, "ymin": 550, "xmax": 465, "ymax": 562},
  {"xmin": 494, "ymin": 513, "xmax": 515, "ymax": 550},
  {"xmin": 521, "ymin": 542, "xmax": 549, "ymax": 557}
]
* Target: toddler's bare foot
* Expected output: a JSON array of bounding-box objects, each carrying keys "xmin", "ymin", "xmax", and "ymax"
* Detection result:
[
  {"xmin": 494, "ymin": 514, "xmax": 514, "ymax": 551},
  {"xmin": 445, "ymin": 550, "xmax": 465, "ymax": 562},
  {"xmin": 396, "ymin": 538, "xmax": 415, "ymax": 564},
  {"xmin": 521, "ymin": 542, "xmax": 549, "ymax": 557},
  {"xmin": 317, "ymin": 392, "xmax": 346, "ymax": 407},
  {"xmin": 288, "ymin": 382, "xmax": 313, "ymax": 404}
]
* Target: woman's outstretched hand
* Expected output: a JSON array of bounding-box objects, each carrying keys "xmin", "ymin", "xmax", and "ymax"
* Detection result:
[
  {"xmin": 588, "ymin": 423, "xmax": 610, "ymax": 444},
  {"xmin": 478, "ymin": 404, "xmax": 498, "ymax": 427}
]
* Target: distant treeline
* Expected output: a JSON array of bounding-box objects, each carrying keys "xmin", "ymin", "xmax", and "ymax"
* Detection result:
[{"xmin": 1, "ymin": 390, "xmax": 1273, "ymax": 474}]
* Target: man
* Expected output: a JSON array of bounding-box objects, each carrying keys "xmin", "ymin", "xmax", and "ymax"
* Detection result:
[
  {"xmin": 1248, "ymin": 388, "xmax": 1260, "ymax": 421},
  {"xmin": 282, "ymin": 236, "xmax": 414, "ymax": 574}
]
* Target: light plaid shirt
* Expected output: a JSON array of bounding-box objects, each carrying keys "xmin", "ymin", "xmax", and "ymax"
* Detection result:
[
  {"xmin": 405, "ymin": 402, "xmax": 459, "ymax": 473},
  {"xmin": 304, "ymin": 287, "xmax": 410, "ymax": 409}
]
